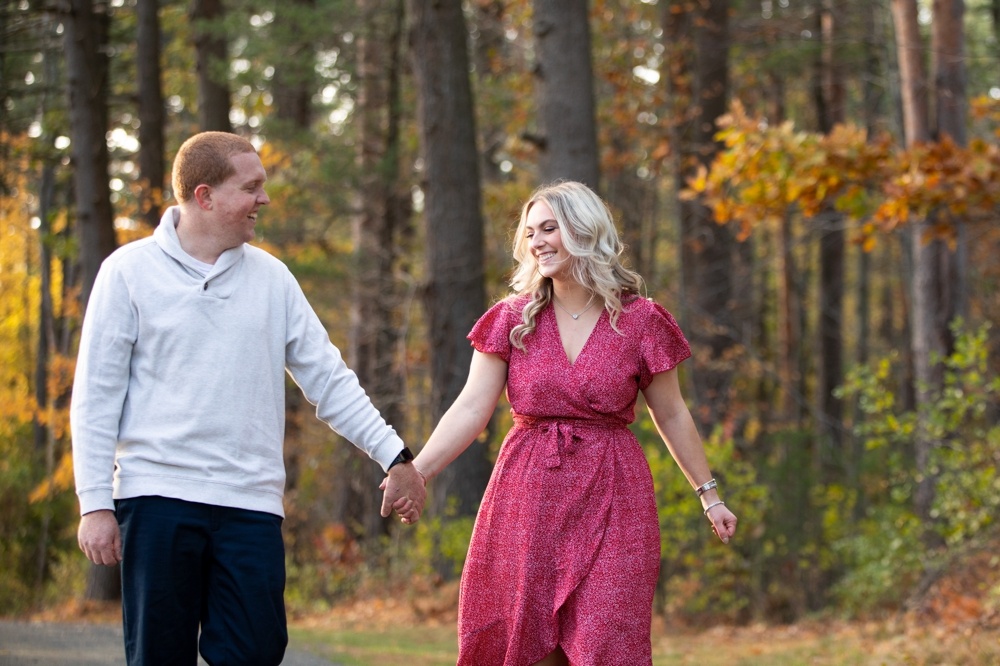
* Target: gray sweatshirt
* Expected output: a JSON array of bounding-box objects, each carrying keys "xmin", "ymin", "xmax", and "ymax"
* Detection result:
[{"xmin": 71, "ymin": 207, "xmax": 404, "ymax": 517}]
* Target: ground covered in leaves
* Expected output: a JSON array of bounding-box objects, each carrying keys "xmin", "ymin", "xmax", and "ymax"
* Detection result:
[
  {"xmin": 25, "ymin": 542, "xmax": 1000, "ymax": 665},
  {"xmin": 287, "ymin": 548, "xmax": 1000, "ymax": 666}
]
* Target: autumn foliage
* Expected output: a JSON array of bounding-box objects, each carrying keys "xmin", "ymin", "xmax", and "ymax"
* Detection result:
[{"xmin": 684, "ymin": 97, "xmax": 1000, "ymax": 250}]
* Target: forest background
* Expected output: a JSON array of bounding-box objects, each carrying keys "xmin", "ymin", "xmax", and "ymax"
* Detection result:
[{"xmin": 1, "ymin": 0, "xmax": 999, "ymax": 655}]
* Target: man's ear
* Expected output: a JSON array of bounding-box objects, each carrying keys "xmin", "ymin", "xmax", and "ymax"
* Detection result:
[{"xmin": 193, "ymin": 184, "xmax": 213, "ymax": 210}]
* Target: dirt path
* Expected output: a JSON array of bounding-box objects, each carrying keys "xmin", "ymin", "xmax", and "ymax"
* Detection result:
[{"xmin": 0, "ymin": 620, "xmax": 338, "ymax": 666}]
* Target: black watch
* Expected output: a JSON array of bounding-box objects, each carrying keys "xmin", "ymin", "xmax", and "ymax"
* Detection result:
[{"xmin": 387, "ymin": 447, "xmax": 414, "ymax": 470}]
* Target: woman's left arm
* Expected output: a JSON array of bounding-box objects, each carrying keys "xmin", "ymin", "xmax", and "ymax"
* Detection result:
[{"xmin": 642, "ymin": 368, "xmax": 737, "ymax": 544}]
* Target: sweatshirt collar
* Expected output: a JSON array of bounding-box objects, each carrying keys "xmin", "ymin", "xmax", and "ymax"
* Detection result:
[{"xmin": 154, "ymin": 206, "xmax": 245, "ymax": 278}]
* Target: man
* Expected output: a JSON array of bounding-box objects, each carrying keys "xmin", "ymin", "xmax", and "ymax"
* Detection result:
[{"xmin": 71, "ymin": 131, "xmax": 425, "ymax": 665}]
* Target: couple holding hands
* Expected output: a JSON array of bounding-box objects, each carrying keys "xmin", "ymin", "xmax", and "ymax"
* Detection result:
[{"xmin": 73, "ymin": 131, "xmax": 736, "ymax": 666}]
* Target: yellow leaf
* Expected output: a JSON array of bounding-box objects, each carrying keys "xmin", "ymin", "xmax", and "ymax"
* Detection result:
[{"xmin": 29, "ymin": 452, "xmax": 75, "ymax": 503}]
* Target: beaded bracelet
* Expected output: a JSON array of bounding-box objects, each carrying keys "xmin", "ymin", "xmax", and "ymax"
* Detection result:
[
  {"xmin": 703, "ymin": 500, "xmax": 725, "ymax": 516},
  {"xmin": 695, "ymin": 478, "xmax": 717, "ymax": 497}
]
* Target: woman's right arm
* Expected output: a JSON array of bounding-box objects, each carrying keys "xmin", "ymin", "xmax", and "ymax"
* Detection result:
[{"xmin": 413, "ymin": 350, "xmax": 509, "ymax": 480}]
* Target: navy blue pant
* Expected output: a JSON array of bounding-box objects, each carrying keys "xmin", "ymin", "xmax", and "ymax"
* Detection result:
[{"xmin": 116, "ymin": 496, "xmax": 287, "ymax": 666}]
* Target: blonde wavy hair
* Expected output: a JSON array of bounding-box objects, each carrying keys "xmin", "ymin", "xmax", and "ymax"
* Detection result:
[{"xmin": 509, "ymin": 181, "xmax": 644, "ymax": 350}]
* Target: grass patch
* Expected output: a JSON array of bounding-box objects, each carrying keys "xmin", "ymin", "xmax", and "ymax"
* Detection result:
[
  {"xmin": 289, "ymin": 619, "xmax": 1000, "ymax": 665},
  {"xmin": 290, "ymin": 624, "xmax": 457, "ymax": 666}
]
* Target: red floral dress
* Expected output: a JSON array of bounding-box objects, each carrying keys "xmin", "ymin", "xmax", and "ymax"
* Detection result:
[{"xmin": 457, "ymin": 295, "xmax": 692, "ymax": 666}]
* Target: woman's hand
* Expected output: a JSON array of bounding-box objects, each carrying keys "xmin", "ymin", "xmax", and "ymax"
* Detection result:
[{"xmin": 704, "ymin": 501, "xmax": 737, "ymax": 544}]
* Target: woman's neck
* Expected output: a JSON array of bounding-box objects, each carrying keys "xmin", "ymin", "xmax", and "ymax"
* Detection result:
[{"xmin": 551, "ymin": 281, "xmax": 594, "ymax": 312}]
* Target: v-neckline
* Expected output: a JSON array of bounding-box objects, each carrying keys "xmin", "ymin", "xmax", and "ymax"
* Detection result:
[{"xmin": 552, "ymin": 304, "xmax": 602, "ymax": 367}]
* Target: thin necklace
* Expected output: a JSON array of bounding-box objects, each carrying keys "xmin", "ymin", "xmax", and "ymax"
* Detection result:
[{"xmin": 553, "ymin": 295, "xmax": 596, "ymax": 320}]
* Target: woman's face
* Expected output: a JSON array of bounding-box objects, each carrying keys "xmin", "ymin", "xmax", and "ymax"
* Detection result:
[{"xmin": 525, "ymin": 200, "xmax": 572, "ymax": 281}]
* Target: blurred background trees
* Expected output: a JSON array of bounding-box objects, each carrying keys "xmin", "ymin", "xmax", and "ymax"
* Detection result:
[{"xmin": 1, "ymin": 0, "xmax": 998, "ymax": 623}]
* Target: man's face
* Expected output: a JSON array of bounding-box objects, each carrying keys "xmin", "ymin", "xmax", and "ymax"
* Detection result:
[{"xmin": 209, "ymin": 151, "xmax": 269, "ymax": 247}]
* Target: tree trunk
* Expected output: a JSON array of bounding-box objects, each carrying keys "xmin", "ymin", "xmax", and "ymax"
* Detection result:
[
  {"xmin": 532, "ymin": 0, "xmax": 600, "ymax": 190},
  {"xmin": 62, "ymin": 0, "xmax": 119, "ymax": 601},
  {"xmin": 63, "ymin": 0, "xmax": 116, "ymax": 306},
  {"xmin": 136, "ymin": 0, "xmax": 165, "ymax": 227},
  {"xmin": 189, "ymin": 0, "xmax": 232, "ymax": 132},
  {"xmin": 776, "ymin": 212, "xmax": 800, "ymax": 420},
  {"xmin": 891, "ymin": 0, "xmax": 931, "ymax": 145},
  {"xmin": 814, "ymin": 0, "xmax": 846, "ymax": 472},
  {"xmin": 34, "ymin": 166, "xmax": 55, "ymax": 454},
  {"xmin": 851, "ymin": 0, "xmax": 883, "ymax": 521},
  {"xmin": 992, "ymin": 0, "xmax": 1000, "ymax": 62},
  {"xmin": 890, "ymin": 0, "xmax": 944, "ymax": 542},
  {"xmin": 862, "ymin": 0, "xmax": 885, "ymax": 137},
  {"xmin": 933, "ymin": 0, "xmax": 966, "ymax": 146},
  {"xmin": 932, "ymin": 0, "xmax": 968, "ymax": 341},
  {"xmin": 665, "ymin": 0, "xmax": 736, "ymax": 434},
  {"xmin": 272, "ymin": 0, "xmax": 316, "ymax": 131},
  {"xmin": 407, "ymin": 0, "xmax": 491, "ymax": 563},
  {"xmin": 816, "ymin": 210, "xmax": 845, "ymax": 457},
  {"xmin": 84, "ymin": 563, "xmax": 122, "ymax": 601},
  {"xmin": 347, "ymin": 0, "xmax": 408, "ymax": 542},
  {"xmin": 33, "ymin": 158, "xmax": 57, "ymax": 591},
  {"xmin": 469, "ymin": 0, "xmax": 509, "ymax": 185},
  {"xmin": 605, "ymin": 160, "xmax": 656, "ymax": 280}
]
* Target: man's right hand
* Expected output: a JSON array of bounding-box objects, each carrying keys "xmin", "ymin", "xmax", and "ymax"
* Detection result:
[
  {"xmin": 78, "ymin": 510, "xmax": 122, "ymax": 565},
  {"xmin": 379, "ymin": 462, "xmax": 426, "ymax": 525}
]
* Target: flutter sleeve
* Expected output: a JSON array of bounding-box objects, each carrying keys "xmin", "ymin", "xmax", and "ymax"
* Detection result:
[
  {"xmin": 638, "ymin": 299, "xmax": 693, "ymax": 390},
  {"xmin": 467, "ymin": 298, "xmax": 520, "ymax": 363}
]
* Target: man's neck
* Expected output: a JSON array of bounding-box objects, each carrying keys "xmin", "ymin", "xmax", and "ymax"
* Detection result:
[{"xmin": 175, "ymin": 207, "xmax": 227, "ymax": 264}]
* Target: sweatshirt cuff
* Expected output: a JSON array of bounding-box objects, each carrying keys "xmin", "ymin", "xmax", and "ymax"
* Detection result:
[
  {"xmin": 370, "ymin": 432, "xmax": 407, "ymax": 473},
  {"xmin": 77, "ymin": 488, "xmax": 115, "ymax": 516}
]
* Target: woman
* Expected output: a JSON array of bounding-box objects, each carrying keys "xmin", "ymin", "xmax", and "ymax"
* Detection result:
[{"xmin": 410, "ymin": 181, "xmax": 738, "ymax": 665}]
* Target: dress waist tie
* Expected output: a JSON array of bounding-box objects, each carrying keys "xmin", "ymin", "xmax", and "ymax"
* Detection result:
[{"xmin": 511, "ymin": 414, "xmax": 629, "ymax": 469}]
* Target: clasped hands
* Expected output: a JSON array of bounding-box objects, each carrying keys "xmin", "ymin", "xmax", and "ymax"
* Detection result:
[{"xmin": 379, "ymin": 461, "xmax": 427, "ymax": 525}]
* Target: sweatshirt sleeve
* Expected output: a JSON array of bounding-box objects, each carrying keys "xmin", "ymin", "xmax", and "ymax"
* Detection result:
[
  {"xmin": 70, "ymin": 259, "xmax": 138, "ymax": 515},
  {"xmin": 282, "ymin": 274, "xmax": 404, "ymax": 472}
]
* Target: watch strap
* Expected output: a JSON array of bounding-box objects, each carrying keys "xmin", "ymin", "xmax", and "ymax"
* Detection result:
[{"xmin": 387, "ymin": 447, "xmax": 414, "ymax": 470}]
